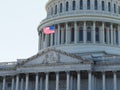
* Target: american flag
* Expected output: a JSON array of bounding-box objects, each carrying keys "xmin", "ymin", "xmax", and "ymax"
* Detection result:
[{"xmin": 43, "ymin": 26, "xmax": 55, "ymax": 34}]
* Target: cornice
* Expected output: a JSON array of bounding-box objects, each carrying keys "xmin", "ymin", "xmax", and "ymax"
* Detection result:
[
  {"xmin": 38, "ymin": 14, "xmax": 120, "ymax": 31},
  {"xmin": 18, "ymin": 47, "xmax": 93, "ymax": 66}
]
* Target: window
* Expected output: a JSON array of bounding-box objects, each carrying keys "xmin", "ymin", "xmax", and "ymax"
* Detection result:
[
  {"xmin": 71, "ymin": 28, "xmax": 74, "ymax": 42},
  {"xmin": 79, "ymin": 27, "xmax": 83, "ymax": 41},
  {"xmin": 94, "ymin": 0, "xmax": 98, "ymax": 10},
  {"xmin": 102, "ymin": 1, "xmax": 105, "ymax": 11},
  {"xmin": 114, "ymin": 4, "xmax": 116, "ymax": 13},
  {"xmin": 87, "ymin": 27, "xmax": 91, "ymax": 42},
  {"xmin": 55, "ymin": 5, "xmax": 57, "ymax": 14},
  {"xmin": 108, "ymin": 2, "xmax": 111, "ymax": 12},
  {"xmin": 80, "ymin": 0, "xmax": 83, "ymax": 9},
  {"xmin": 72, "ymin": 1, "xmax": 76, "ymax": 10},
  {"xmin": 87, "ymin": 0, "xmax": 90, "ymax": 10},
  {"xmin": 66, "ymin": 1, "xmax": 69, "ymax": 11},
  {"xmin": 60, "ymin": 3, "xmax": 63, "ymax": 13}
]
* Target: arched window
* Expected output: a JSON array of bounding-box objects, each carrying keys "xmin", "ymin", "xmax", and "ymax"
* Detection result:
[
  {"xmin": 66, "ymin": 1, "xmax": 69, "ymax": 11},
  {"xmin": 55, "ymin": 5, "xmax": 57, "ymax": 14},
  {"xmin": 60, "ymin": 3, "xmax": 63, "ymax": 13},
  {"xmin": 95, "ymin": 27, "xmax": 99, "ymax": 42},
  {"xmin": 108, "ymin": 2, "xmax": 111, "ymax": 12},
  {"xmin": 71, "ymin": 28, "xmax": 74, "ymax": 42},
  {"xmin": 87, "ymin": 0, "xmax": 90, "ymax": 10},
  {"xmin": 87, "ymin": 27, "xmax": 91, "ymax": 42},
  {"xmin": 51, "ymin": 7, "xmax": 53, "ymax": 15},
  {"xmin": 72, "ymin": 1, "xmax": 76, "ymax": 10},
  {"xmin": 80, "ymin": 0, "xmax": 83, "ymax": 9},
  {"xmin": 102, "ymin": 1, "xmax": 105, "ymax": 11},
  {"xmin": 94, "ymin": 0, "xmax": 98, "ymax": 10},
  {"xmin": 79, "ymin": 27, "xmax": 83, "ymax": 41},
  {"xmin": 114, "ymin": 4, "xmax": 116, "ymax": 13}
]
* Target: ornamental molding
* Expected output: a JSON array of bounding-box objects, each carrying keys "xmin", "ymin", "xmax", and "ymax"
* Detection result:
[
  {"xmin": 38, "ymin": 15, "xmax": 120, "ymax": 30},
  {"xmin": 42, "ymin": 51, "xmax": 60, "ymax": 64},
  {"xmin": 18, "ymin": 47, "xmax": 93, "ymax": 66}
]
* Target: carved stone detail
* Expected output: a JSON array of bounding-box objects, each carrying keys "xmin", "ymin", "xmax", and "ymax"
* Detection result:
[{"xmin": 42, "ymin": 51, "xmax": 60, "ymax": 64}]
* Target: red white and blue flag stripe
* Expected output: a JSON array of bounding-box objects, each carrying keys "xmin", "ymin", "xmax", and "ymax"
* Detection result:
[{"xmin": 43, "ymin": 26, "xmax": 55, "ymax": 34}]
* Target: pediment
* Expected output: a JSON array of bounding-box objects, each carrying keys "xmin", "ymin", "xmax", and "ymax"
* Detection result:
[{"xmin": 18, "ymin": 48, "xmax": 92, "ymax": 67}]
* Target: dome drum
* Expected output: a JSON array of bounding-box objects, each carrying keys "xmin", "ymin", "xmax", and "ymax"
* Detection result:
[
  {"xmin": 38, "ymin": 21, "xmax": 120, "ymax": 54},
  {"xmin": 45, "ymin": 0, "xmax": 120, "ymax": 19}
]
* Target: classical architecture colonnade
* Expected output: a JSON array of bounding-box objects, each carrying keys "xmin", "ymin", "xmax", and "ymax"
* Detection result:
[
  {"xmin": 1, "ymin": 71, "xmax": 118, "ymax": 90},
  {"xmin": 39, "ymin": 21, "xmax": 120, "ymax": 49}
]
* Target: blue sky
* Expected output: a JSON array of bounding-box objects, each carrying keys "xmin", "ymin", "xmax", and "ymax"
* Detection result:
[{"xmin": 0, "ymin": 0, "xmax": 48, "ymax": 62}]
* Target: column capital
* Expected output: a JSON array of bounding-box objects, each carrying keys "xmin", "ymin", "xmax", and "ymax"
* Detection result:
[
  {"xmin": 45, "ymin": 72, "xmax": 49, "ymax": 74},
  {"xmin": 76, "ymin": 71, "xmax": 81, "ymax": 73},
  {"xmin": 55, "ymin": 72, "xmax": 59, "ymax": 74},
  {"xmin": 35, "ymin": 73, "xmax": 39, "ymax": 75},
  {"xmin": 87, "ymin": 70, "xmax": 92, "ymax": 73},
  {"xmin": 65, "ymin": 71, "xmax": 70, "ymax": 73},
  {"xmin": 102, "ymin": 71, "xmax": 106, "ymax": 73},
  {"xmin": 112, "ymin": 71, "xmax": 117, "ymax": 73}
]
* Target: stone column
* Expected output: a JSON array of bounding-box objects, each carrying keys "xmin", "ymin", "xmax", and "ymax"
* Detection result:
[
  {"xmin": 88, "ymin": 71, "xmax": 92, "ymax": 90},
  {"xmin": 102, "ymin": 72, "xmax": 106, "ymax": 90},
  {"xmin": 38, "ymin": 32, "xmax": 41, "ymax": 50},
  {"xmin": 40, "ymin": 76, "xmax": 43, "ymax": 90},
  {"xmin": 42, "ymin": 32, "xmax": 44, "ymax": 48},
  {"xmin": 92, "ymin": 22, "xmax": 96, "ymax": 44},
  {"xmin": 15, "ymin": 75, "xmax": 19, "ymax": 90},
  {"xmin": 57, "ymin": 24, "xmax": 60, "ymax": 45},
  {"xmin": 101, "ymin": 22, "xmax": 105, "ymax": 44},
  {"xmin": 54, "ymin": 26, "xmax": 57, "ymax": 46},
  {"xmin": 77, "ymin": 71, "xmax": 81, "ymax": 90},
  {"xmin": 20, "ymin": 78, "xmax": 23, "ymax": 90},
  {"xmin": 110, "ymin": 24, "xmax": 113, "ymax": 45},
  {"xmin": 44, "ymin": 34, "xmax": 48, "ymax": 48},
  {"xmin": 113, "ymin": 28, "xmax": 116, "ymax": 45},
  {"xmin": 35, "ymin": 73, "xmax": 39, "ymax": 90},
  {"xmin": 66, "ymin": 72, "xmax": 70, "ymax": 90},
  {"xmin": 83, "ymin": 21, "xmax": 87, "ymax": 43},
  {"xmin": 65, "ymin": 23, "xmax": 68, "ymax": 44},
  {"xmin": 106, "ymin": 27, "xmax": 110, "ymax": 44},
  {"xmin": 50, "ymin": 34, "xmax": 53, "ymax": 46},
  {"xmin": 25, "ymin": 74, "xmax": 29, "ymax": 90},
  {"xmin": 118, "ymin": 25, "xmax": 120, "ymax": 46},
  {"xmin": 92, "ymin": 74, "xmax": 94, "ymax": 90},
  {"xmin": 74, "ymin": 21, "xmax": 77, "ymax": 44},
  {"xmin": 113, "ymin": 72, "xmax": 117, "ymax": 90},
  {"xmin": 45, "ymin": 72, "xmax": 49, "ymax": 90},
  {"xmin": 70, "ymin": 75, "xmax": 73, "ymax": 90},
  {"xmin": 61, "ymin": 28, "xmax": 64, "ymax": 44},
  {"xmin": 2, "ymin": 77, "xmax": 6, "ymax": 90},
  {"xmin": 56, "ymin": 72, "xmax": 59, "ymax": 90},
  {"xmin": 11, "ymin": 77, "xmax": 15, "ymax": 90}
]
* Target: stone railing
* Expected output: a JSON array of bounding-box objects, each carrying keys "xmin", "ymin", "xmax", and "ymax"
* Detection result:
[{"xmin": 0, "ymin": 62, "xmax": 16, "ymax": 66}]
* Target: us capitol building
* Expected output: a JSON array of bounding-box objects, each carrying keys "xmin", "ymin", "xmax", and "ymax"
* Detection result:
[{"xmin": 1, "ymin": 0, "xmax": 120, "ymax": 90}]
